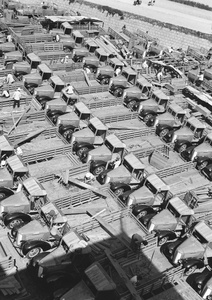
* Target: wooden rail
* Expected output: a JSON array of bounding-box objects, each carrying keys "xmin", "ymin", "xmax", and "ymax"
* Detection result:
[
  {"xmin": 156, "ymin": 161, "xmax": 195, "ymax": 178},
  {"xmin": 116, "ymin": 127, "xmax": 156, "ymax": 141},
  {"xmin": 84, "ymin": 97, "xmax": 123, "ymax": 110},
  {"xmin": 75, "ymin": 85, "xmax": 109, "ymax": 95},
  {"xmin": 100, "ymin": 112, "xmax": 138, "ymax": 124}
]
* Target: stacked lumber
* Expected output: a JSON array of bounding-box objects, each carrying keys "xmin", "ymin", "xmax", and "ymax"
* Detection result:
[{"xmin": 0, "ymin": 275, "xmax": 28, "ymax": 298}]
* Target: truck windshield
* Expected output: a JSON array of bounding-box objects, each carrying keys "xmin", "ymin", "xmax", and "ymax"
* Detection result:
[
  {"xmin": 192, "ymin": 230, "xmax": 208, "ymax": 244},
  {"xmin": 145, "ymin": 180, "xmax": 157, "ymax": 194},
  {"xmin": 123, "ymin": 159, "xmax": 143, "ymax": 179},
  {"xmin": 205, "ymin": 137, "xmax": 212, "ymax": 146},
  {"xmin": 104, "ymin": 139, "xmax": 113, "ymax": 152},
  {"xmin": 88, "ymin": 123, "xmax": 105, "ymax": 136},
  {"xmin": 167, "ymin": 202, "xmax": 180, "ymax": 218}
]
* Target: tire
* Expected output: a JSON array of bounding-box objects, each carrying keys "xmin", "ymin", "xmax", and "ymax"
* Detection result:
[
  {"xmin": 127, "ymin": 100, "xmax": 137, "ymax": 110},
  {"xmin": 144, "ymin": 114, "xmax": 153, "ymax": 123},
  {"xmin": 8, "ymin": 218, "xmax": 23, "ymax": 229},
  {"xmin": 26, "ymin": 247, "xmax": 42, "ymax": 259},
  {"xmin": 63, "ymin": 129, "xmax": 73, "ymax": 141},
  {"xmin": 93, "ymin": 166, "xmax": 105, "ymax": 176},
  {"xmin": 114, "ymin": 88, "xmax": 123, "ymax": 97},
  {"xmin": 11, "ymin": 224, "xmax": 22, "ymax": 238},
  {"xmin": 159, "ymin": 128, "xmax": 169, "ymax": 138},
  {"xmin": 113, "ymin": 188, "xmax": 125, "ymax": 197},
  {"xmin": 184, "ymin": 265, "xmax": 197, "ymax": 276},
  {"xmin": 100, "ymin": 78, "xmax": 109, "ymax": 85},
  {"xmin": 198, "ymin": 161, "xmax": 208, "ymax": 170},
  {"xmin": 178, "ymin": 144, "xmax": 187, "ymax": 153},
  {"xmin": 136, "ymin": 210, "xmax": 148, "ymax": 219},
  {"xmin": 158, "ymin": 236, "xmax": 168, "ymax": 246},
  {"xmin": 76, "ymin": 147, "xmax": 89, "ymax": 158},
  {"xmin": 0, "ymin": 192, "xmax": 7, "ymax": 201},
  {"xmin": 64, "ymin": 48, "xmax": 71, "ymax": 53}
]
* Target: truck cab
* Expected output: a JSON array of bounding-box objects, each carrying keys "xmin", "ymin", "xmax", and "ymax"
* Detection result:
[
  {"xmin": 23, "ymin": 63, "xmax": 53, "ymax": 94},
  {"xmin": 95, "ymin": 47, "xmax": 109, "ymax": 63},
  {"xmin": 146, "ymin": 196, "xmax": 194, "ymax": 245},
  {"xmin": 0, "ymin": 155, "xmax": 28, "ymax": 188},
  {"xmin": 10, "ymin": 201, "xmax": 68, "ymax": 259},
  {"xmin": 96, "ymin": 57, "xmax": 124, "ymax": 85},
  {"xmin": 83, "ymin": 56, "xmax": 99, "ymax": 73},
  {"xmin": 34, "ymin": 75, "xmax": 65, "ymax": 108},
  {"xmin": 163, "ymin": 221, "xmax": 212, "ymax": 276},
  {"xmin": 138, "ymin": 89, "xmax": 170, "ymax": 125},
  {"xmin": 109, "ymin": 67, "xmax": 137, "ymax": 97},
  {"xmin": 60, "ymin": 21, "xmax": 73, "ymax": 35},
  {"xmin": 169, "ymin": 116, "xmax": 206, "ymax": 153},
  {"xmin": 72, "ymin": 47, "xmax": 89, "ymax": 63},
  {"xmin": 57, "ymin": 102, "xmax": 91, "ymax": 141},
  {"xmin": 72, "ymin": 30, "xmax": 84, "ymax": 45},
  {"xmin": 4, "ymin": 50, "xmax": 23, "ymax": 66},
  {"xmin": 181, "ymin": 132, "xmax": 212, "ymax": 170},
  {"xmin": 59, "ymin": 262, "xmax": 118, "ymax": 300},
  {"xmin": 26, "ymin": 52, "xmax": 41, "ymax": 69},
  {"xmin": 190, "ymin": 267, "xmax": 212, "ymax": 299},
  {"xmin": 98, "ymin": 153, "xmax": 145, "ymax": 195},
  {"xmin": 72, "ymin": 117, "xmax": 108, "ymax": 157},
  {"xmin": 122, "ymin": 173, "xmax": 170, "ymax": 208},
  {"xmin": 123, "ymin": 76, "xmax": 152, "ymax": 110},
  {"xmin": 81, "ymin": 134, "xmax": 126, "ymax": 176},
  {"xmin": 85, "ymin": 39, "xmax": 99, "ymax": 53},
  {"xmin": 61, "ymin": 84, "xmax": 78, "ymax": 106},
  {"xmin": 1, "ymin": 177, "xmax": 48, "ymax": 228},
  {"xmin": 155, "ymin": 103, "xmax": 187, "ymax": 138},
  {"xmin": 12, "ymin": 61, "xmax": 31, "ymax": 80}
]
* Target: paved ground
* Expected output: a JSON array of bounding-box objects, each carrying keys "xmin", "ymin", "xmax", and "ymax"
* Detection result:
[{"xmin": 85, "ymin": 0, "xmax": 212, "ymax": 34}]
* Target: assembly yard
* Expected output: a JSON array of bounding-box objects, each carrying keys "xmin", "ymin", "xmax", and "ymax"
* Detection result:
[{"xmin": 0, "ymin": 0, "xmax": 212, "ymax": 300}]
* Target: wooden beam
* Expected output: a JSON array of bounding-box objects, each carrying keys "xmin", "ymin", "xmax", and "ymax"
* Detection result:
[
  {"xmin": 61, "ymin": 206, "xmax": 106, "ymax": 215},
  {"xmin": 104, "ymin": 249, "xmax": 142, "ymax": 300},
  {"xmin": 67, "ymin": 177, "xmax": 108, "ymax": 198},
  {"xmin": 7, "ymin": 106, "xmax": 31, "ymax": 135},
  {"xmin": 87, "ymin": 211, "xmax": 131, "ymax": 250},
  {"xmin": 83, "ymin": 70, "xmax": 92, "ymax": 87},
  {"xmin": 13, "ymin": 128, "xmax": 45, "ymax": 147}
]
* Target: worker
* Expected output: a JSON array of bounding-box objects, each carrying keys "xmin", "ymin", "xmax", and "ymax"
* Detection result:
[
  {"xmin": 65, "ymin": 83, "xmax": 74, "ymax": 94},
  {"xmin": 6, "ymin": 73, "xmax": 15, "ymax": 85},
  {"xmin": 84, "ymin": 66, "xmax": 91, "ymax": 74},
  {"xmin": 196, "ymin": 71, "xmax": 204, "ymax": 86},
  {"xmin": 12, "ymin": 87, "xmax": 21, "ymax": 109},
  {"xmin": 130, "ymin": 233, "xmax": 148, "ymax": 253},
  {"xmin": 84, "ymin": 172, "xmax": 95, "ymax": 184},
  {"xmin": 156, "ymin": 68, "xmax": 163, "ymax": 83},
  {"xmin": 15, "ymin": 146, "xmax": 23, "ymax": 156},
  {"xmin": 6, "ymin": 34, "xmax": 12, "ymax": 43},
  {"xmin": 55, "ymin": 33, "xmax": 60, "ymax": 42},
  {"xmin": 115, "ymin": 67, "xmax": 121, "ymax": 77},
  {"xmin": 130, "ymin": 274, "xmax": 143, "ymax": 286},
  {"xmin": 142, "ymin": 60, "xmax": 149, "ymax": 74},
  {"xmin": 1, "ymin": 88, "xmax": 10, "ymax": 98},
  {"xmin": 111, "ymin": 154, "xmax": 121, "ymax": 169},
  {"xmin": 0, "ymin": 154, "xmax": 7, "ymax": 168}
]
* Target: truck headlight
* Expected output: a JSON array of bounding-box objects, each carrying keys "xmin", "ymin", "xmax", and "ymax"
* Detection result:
[
  {"xmin": 172, "ymin": 134, "xmax": 177, "ymax": 143},
  {"xmin": 154, "ymin": 119, "xmax": 159, "ymax": 127},
  {"xmin": 138, "ymin": 104, "xmax": 143, "ymax": 113},
  {"xmin": 82, "ymin": 58, "xmax": 85, "ymax": 64},
  {"xmin": 4, "ymin": 55, "xmax": 7, "ymax": 59},
  {"xmin": 123, "ymin": 91, "xmax": 127, "ymax": 99},
  {"xmin": 46, "ymin": 104, "xmax": 49, "ymax": 110},
  {"xmin": 38, "ymin": 266, "xmax": 44, "ymax": 278},
  {"xmin": 34, "ymin": 91, "xmax": 37, "ymax": 96},
  {"xmin": 23, "ymin": 78, "xmax": 25, "ymax": 83},
  {"xmin": 0, "ymin": 205, "xmax": 4, "ymax": 214},
  {"xmin": 16, "ymin": 233, "xmax": 23, "ymax": 246},
  {"xmin": 96, "ymin": 69, "xmax": 100, "ymax": 77},
  {"xmin": 109, "ymin": 79, "xmax": 113, "ymax": 88},
  {"xmin": 12, "ymin": 65, "xmax": 15, "ymax": 70},
  {"xmin": 72, "ymin": 50, "xmax": 76, "ymax": 56},
  {"xmin": 191, "ymin": 151, "xmax": 197, "ymax": 161}
]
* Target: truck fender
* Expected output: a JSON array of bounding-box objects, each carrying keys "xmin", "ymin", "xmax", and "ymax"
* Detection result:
[
  {"xmin": 0, "ymin": 187, "xmax": 14, "ymax": 201},
  {"xmin": 73, "ymin": 142, "xmax": 94, "ymax": 153},
  {"xmin": 141, "ymin": 110, "xmax": 157, "ymax": 118},
  {"xmin": 196, "ymin": 156, "xmax": 211, "ymax": 166},
  {"xmin": 183, "ymin": 258, "xmax": 204, "ymax": 272},
  {"xmin": 156, "ymin": 230, "xmax": 177, "ymax": 243},
  {"xmin": 90, "ymin": 160, "xmax": 108, "ymax": 174},
  {"xmin": 21, "ymin": 240, "xmax": 52, "ymax": 256},
  {"xmin": 36, "ymin": 95, "xmax": 52, "ymax": 102},
  {"xmin": 174, "ymin": 140, "xmax": 190, "ymax": 152},
  {"xmin": 25, "ymin": 82, "xmax": 39, "ymax": 88},
  {"xmin": 132, "ymin": 204, "xmax": 155, "ymax": 217},
  {"xmin": 59, "ymin": 124, "xmax": 77, "ymax": 135},
  {"xmin": 3, "ymin": 212, "xmax": 32, "ymax": 227},
  {"xmin": 46, "ymin": 110, "xmax": 64, "ymax": 118},
  {"xmin": 110, "ymin": 182, "xmax": 132, "ymax": 194}
]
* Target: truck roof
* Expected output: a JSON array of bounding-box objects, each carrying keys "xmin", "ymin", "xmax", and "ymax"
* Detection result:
[
  {"xmin": 124, "ymin": 153, "xmax": 145, "ymax": 170},
  {"xmin": 109, "ymin": 57, "xmax": 124, "ymax": 66},
  {"xmin": 186, "ymin": 116, "xmax": 206, "ymax": 129},
  {"xmin": 22, "ymin": 177, "xmax": 47, "ymax": 197},
  {"xmin": 122, "ymin": 66, "xmax": 137, "ymax": 76},
  {"xmin": 105, "ymin": 134, "xmax": 125, "ymax": 148},
  {"xmin": 0, "ymin": 135, "xmax": 14, "ymax": 152},
  {"xmin": 75, "ymin": 102, "xmax": 91, "ymax": 114},
  {"xmin": 194, "ymin": 221, "xmax": 212, "ymax": 242},
  {"xmin": 61, "ymin": 21, "xmax": 73, "ymax": 29},
  {"xmin": 169, "ymin": 196, "xmax": 194, "ymax": 216},
  {"xmin": 86, "ymin": 38, "xmax": 98, "ymax": 47},
  {"xmin": 168, "ymin": 103, "xmax": 186, "ymax": 114},
  {"xmin": 147, "ymin": 174, "xmax": 169, "ymax": 191},
  {"xmin": 50, "ymin": 75, "xmax": 65, "ymax": 85},
  {"xmin": 152, "ymin": 89, "xmax": 169, "ymax": 100},
  {"xmin": 72, "ymin": 30, "xmax": 84, "ymax": 38},
  {"xmin": 85, "ymin": 262, "xmax": 116, "ymax": 291},
  {"xmin": 7, "ymin": 155, "xmax": 28, "ymax": 173},
  {"xmin": 89, "ymin": 117, "xmax": 107, "ymax": 131},
  {"xmin": 95, "ymin": 48, "xmax": 109, "ymax": 57},
  {"xmin": 38, "ymin": 63, "xmax": 52, "ymax": 73},
  {"xmin": 136, "ymin": 76, "xmax": 152, "ymax": 87}
]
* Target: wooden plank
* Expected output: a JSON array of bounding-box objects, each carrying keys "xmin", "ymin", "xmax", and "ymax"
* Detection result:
[
  {"xmin": 67, "ymin": 177, "xmax": 108, "ymax": 198},
  {"xmin": 7, "ymin": 107, "xmax": 31, "ymax": 135},
  {"xmin": 13, "ymin": 128, "xmax": 45, "ymax": 147},
  {"xmin": 104, "ymin": 249, "xmax": 142, "ymax": 300}
]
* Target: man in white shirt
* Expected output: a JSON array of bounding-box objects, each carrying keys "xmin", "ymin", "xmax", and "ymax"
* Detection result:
[
  {"xmin": 84, "ymin": 172, "xmax": 95, "ymax": 184},
  {"xmin": 6, "ymin": 73, "xmax": 15, "ymax": 85},
  {"xmin": 115, "ymin": 67, "xmax": 121, "ymax": 77},
  {"xmin": 65, "ymin": 84, "xmax": 74, "ymax": 95},
  {"xmin": 13, "ymin": 87, "xmax": 21, "ymax": 109},
  {"xmin": 1, "ymin": 89, "xmax": 10, "ymax": 98}
]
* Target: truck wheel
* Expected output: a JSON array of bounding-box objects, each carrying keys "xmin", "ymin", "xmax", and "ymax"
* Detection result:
[
  {"xmin": 178, "ymin": 144, "xmax": 187, "ymax": 153},
  {"xmin": 136, "ymin": 210, "xmax": 148, "ymax": 219},
  {"xmin": 113, "ymin": 188, "xmax": 125, "ymax": 197},
  {"xmin": 101, "ymin": 78, "xmax": 109, "ymax": 85},
  {"xmin": 184, "ymin": 265, "xmax": 197, "ymax": 276},
  {"xmin": 64, "ymin": 48, "xmax": 71, "ymax": 53},
  {"xmin": 159, "ymin": 128, "xmax": 169, "ymax": 138},
  {"xmin": 127, "ymin": 100, "xmax": 137, "ymax": 110},
  {"xmin": 158, "ymin": 236, "xmax": 168, "ymax": 246},
  {"xmin": 63, "ymin": 129, "xmax": 73, "ymax": 141},
  {"xmin": 93, "ymin": 166, "xmax": 105, "ymax": 176},
  {"xmin": 144, "ymin": 114, "xmax": 153, "ymax": 123},
  {"xmin": 114, "ymin": 88, "xmax": 123, "ymax": 97},
  {"xmin": 76, "ymin": 147, "xmax": 89, "ymax": 157},
  {"xmin": 26, "ymin": 247, "xmax": 42, "ymax": 259},
  {"xmin": 8, "ymin": 218, "xmax": 24, "ymax": 229},
  {"xmin": 198, "ymin": 161, "xmax": 208, "ymax": 170},
  {"xmin": 0, "ymin": 192, "xmax": 8, "ymax": 200}
]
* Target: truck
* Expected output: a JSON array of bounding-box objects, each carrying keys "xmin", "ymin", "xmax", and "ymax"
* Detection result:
[
  {"xmin": 96, "ymin": 57, "xmax": 125, "ymax": 85},
  {"xmin": 122, "ymin": 76, "xmax": 152, "ymax": 110},
  {"xmin": 162, "ymin": 221, "xmax": 212, "ymax": 275},
  {"xmin": 109, "ymin": 66, "xmax": 137, "ymax": 97},
  {"xmin": 160, "ymin": 116, "xmax": 208, "ymax": 153},
  {"xmin": 189, "ymin": 265, "xmax": 212, "ymax": 299},
  {"xmin": 4, "ymin": 50, "xmax": 23, "ymax": 66},
  {"xmin": 12, "ymin": 61, "xmax": 31, "ymax": 80},
  {"xmin": 138, "ymin": 89, "xmax": 170, "ymax": 125}
]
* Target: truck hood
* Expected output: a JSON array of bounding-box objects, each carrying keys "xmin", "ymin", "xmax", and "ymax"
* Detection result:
[
  {"xmin": 39, "ymin": 246, "xmax": 66, "ymax": 268},
  {"xmin": 194, "ymin": 143, "xmax": 212, "ymax": 155},
  {"xmin": 127, "ymin": 186, "xmax": 154, "ymax": 206},
  {"xmin": 156, "ymin": 112, "xmax": 175, "ymax": 125},
  {"xmin": 176, "ymin": 236, "xmax": 205, "ymax": 258},
  {"xmin": 0, "ymin": 191, "xmax": 28, "ymax": 208},
  {"xmin": 0, "ymin": 135, "xmax": 14, "ymax": 152},
  {"xmin": 105, "ymin": 165, "xmax": 131, "ymax": 184},
  {"xmin": 87, "ymin": 145, "xmax": 112, "ymax": 162},
  {"xmin": 148, "ymin": 209, "xmax": 177, "ymax": 232},
  {"xmin": 35, "ymin": 85, "xmax": 54, "ymax": 93},
  {"xmin": 173, "ymin": 127, "xmax": 193, "ymax": 140},
  {"xmin": 98, "ymin": 65, "xmax": 113, "ymax": 72},
  {"xmin": 71, "ymin": 128, "xmax": 94, "ymax": 144},
  {"xmin": 18, "ymin": 220, "xmax": 49, "ymax": 236},
  {"xmin": 23, "ymin": 73, "xmax": 42, "ymax": 80}
]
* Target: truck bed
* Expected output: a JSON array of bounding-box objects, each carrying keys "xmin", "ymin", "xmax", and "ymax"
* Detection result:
[
  {"xmin": 123, "ymin": 135, "xmax": 164, "ymax": 152},
  {"xmin": 20, "ymin": 136, "xmax": 65, "ymax": 154}
]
